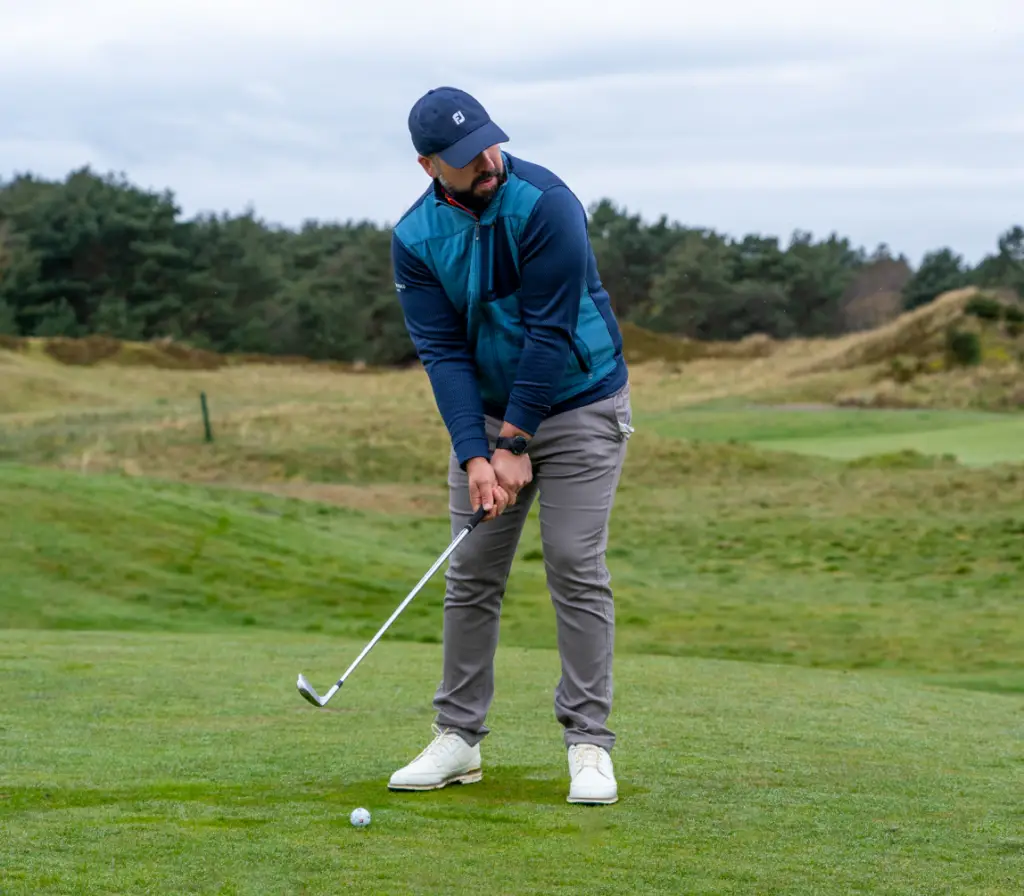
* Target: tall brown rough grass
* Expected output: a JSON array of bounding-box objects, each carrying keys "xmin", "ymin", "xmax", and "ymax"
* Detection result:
[{"xmin": 789, "ymin": 288, "xmax": 985, "ymax": 375}]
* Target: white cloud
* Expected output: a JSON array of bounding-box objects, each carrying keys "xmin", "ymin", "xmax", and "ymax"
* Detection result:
[
  {"xmin": 579, "ymin": 163, "xmax": 1024, "ymax": 192},
  {"xmin": 4, "ymin": 0, "xmax": 1022, "ymax": 71},
  {"xmin": 1, "ymin": 0, "xmax": 1022, "ymax": 264},
  {"xmin": 966, "ymin": 115, "xmax": 1024, "ymax": 135}
]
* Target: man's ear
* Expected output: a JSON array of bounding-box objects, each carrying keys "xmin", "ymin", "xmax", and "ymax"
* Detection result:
[{"xmin": 417, "ymin": 154, "xmax": 437, "ymax": 178}]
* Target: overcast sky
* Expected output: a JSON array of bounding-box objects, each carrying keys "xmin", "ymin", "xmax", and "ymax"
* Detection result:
[{"xmin": 2, "ymin": 0, "xmax": 1022, "ymax": 264}]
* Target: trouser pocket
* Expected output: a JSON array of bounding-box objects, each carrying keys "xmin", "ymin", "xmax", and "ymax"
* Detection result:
[{"xmin": 612, "ymin": 383, "xmax": 634, "ymax": 441}]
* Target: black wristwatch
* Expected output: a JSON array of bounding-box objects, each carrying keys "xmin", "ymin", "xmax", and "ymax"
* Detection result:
[{"xmin": 495, "ymin": 435, "xmax": 530, "ymax": 456}]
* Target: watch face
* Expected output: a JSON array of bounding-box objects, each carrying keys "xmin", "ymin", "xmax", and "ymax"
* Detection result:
[{"xmin": 499, "ymin": 436, "xmax": 528, "ymax": 454}]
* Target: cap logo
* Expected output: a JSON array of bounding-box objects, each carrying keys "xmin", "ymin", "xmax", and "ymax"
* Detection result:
[{"xmin": 452, "ymin": 110, "xmax": 465, "ymax": 125}]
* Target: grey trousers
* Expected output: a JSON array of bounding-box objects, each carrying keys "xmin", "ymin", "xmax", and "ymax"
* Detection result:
[{"xmin": 433, "ymin": 382, "xmax": 633, "ymax": 752}]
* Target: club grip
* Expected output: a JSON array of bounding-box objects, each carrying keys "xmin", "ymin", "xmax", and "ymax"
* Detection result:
[{"xmin": 467, "ymin": 505, "xmax": 488, "ymax": 529}]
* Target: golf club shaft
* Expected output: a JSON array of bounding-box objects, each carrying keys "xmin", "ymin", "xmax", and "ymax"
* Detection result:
[{"xmin": 315, "ymin": 505, "xmax": 488, "ymax": 704}]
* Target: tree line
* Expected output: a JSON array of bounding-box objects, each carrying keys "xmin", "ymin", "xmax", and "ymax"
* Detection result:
[{"xmin": 0, "ymin": 166, "xmax": 1021, "ymax": 365}]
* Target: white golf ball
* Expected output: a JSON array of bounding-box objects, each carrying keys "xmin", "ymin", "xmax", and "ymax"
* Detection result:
[{"xmin": 350, "ymin": 807, "xmax": 371, "ymax": 828}]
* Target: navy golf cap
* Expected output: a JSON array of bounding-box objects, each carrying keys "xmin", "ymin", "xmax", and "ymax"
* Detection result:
[{"xmin": 408, "ymin": 86, "xmax": 509, "ymax": 169}]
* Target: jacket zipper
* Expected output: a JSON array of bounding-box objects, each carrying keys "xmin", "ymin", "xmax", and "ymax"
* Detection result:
[
  {"xmin": 438, "ymin": 195, "xmax": 510, "ymax": 395},
  {"xmin": 475, "ymin": 222, "xmax": 485, "ymax": 301}
]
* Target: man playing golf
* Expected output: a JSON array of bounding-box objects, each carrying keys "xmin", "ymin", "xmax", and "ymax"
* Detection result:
[{"xmin": 388, "ymin": 86, "xmax": 633, "ymax": 804}]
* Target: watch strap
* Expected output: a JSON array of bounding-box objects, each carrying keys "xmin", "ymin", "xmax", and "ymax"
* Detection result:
[{"xmin": 495, "ymin": 435, "xmax": 529, "ymax": 455}]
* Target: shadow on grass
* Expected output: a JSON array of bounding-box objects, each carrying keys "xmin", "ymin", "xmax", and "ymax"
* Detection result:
[{"xmin": 2, "ymin": 765, "xmax": 650, "ymax": 818}]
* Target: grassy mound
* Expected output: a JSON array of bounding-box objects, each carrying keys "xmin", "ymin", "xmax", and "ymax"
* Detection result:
[
  {"xmin": 3, "ymin": 461, "xmax": 1022, "ymax": 683},
  {"xmin": 791, "ymin": 288, "xmax": 983, "ymax": 375},
  {"xmin": 619, "ymin": 321, "xmax": 777, "ymax": 365},
  {"xmin": 791, "ymin": 289, "xmax": 1023, "ymax": 409},
  {"xmin": 0, "ymin": 333, "xmax": 28, "ymax": 352},
  {"xmin": 0, "ymin": 333, "xmax": 372, "ymax": 373},
  {"xmin": 838, "ymin": 363, "xmax": 1024, "ymax": 411}
]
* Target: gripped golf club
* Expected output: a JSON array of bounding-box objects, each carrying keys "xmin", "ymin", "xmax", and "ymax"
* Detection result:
[{"xmin": 296, "ymin": 505, "xmax": 488, "ymax": 707}]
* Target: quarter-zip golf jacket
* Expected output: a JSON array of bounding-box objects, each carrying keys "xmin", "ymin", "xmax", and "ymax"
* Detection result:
[{"xmin": 391, "ymin": 152, "xmax": 627, "ymax": 468}]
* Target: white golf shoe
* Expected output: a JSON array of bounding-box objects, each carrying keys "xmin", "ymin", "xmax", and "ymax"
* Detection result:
[
  {"xmin": 387, "ymin": 724, "xmax": 483, "ymax": 791},
  {"xmin": 566, "ymin": 743, "xmax": 618, "ymax": 804}
]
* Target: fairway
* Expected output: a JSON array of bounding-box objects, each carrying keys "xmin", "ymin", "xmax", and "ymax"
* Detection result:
[
  {"xmin": 640, "ymin": 406, "xmax": 1005, "ymax": 443},
  {"xmin": 755, "ymin": 416, "xmax": 1024, "ymax": 466},
  {"xmin": 642, "ymin": 406, "xmax": 1024, "ymax": 467},
  {"xmin": 2, "ymin": 629, "xmax": 1021, "ymax": 895}
]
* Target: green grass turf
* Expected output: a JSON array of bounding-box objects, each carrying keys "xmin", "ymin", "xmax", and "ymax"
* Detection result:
[
  {"xmin": 2, "ymin": 462, "xmax": 1023, "ymax": 690},
  {"xmin": 639, "ymin": 406, "xmax": 1024, "ymax": 466},
  {"xmin": 638, "ymin": 406, "xmax": 1005, "ymax": 444},
  {"xmin": 1, "ymin": 629, "xmax": 1021, "ymax": 895},
  {"xmin": 754, "ymin": 417, "xmax": 1024, "ymax": 467}
]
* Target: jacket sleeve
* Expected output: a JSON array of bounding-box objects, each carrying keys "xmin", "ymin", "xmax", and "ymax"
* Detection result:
[
  {"xmin": 503, "ymin": 185, "xmax": 588, "ymax": 436},
  {"xmin": 392, "ymin": 232, "xmax": 491, "ymax": 468}
]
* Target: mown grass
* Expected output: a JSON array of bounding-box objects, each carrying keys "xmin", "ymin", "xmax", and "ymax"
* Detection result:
[
  {"xmin": 3, "ymin": 461, "xmax": 1023, "ymax": 692},
  {"xmin": 757, "ymin": 417, "xmax": 1024, "ymax": 467},
  {"xmin": 641, "ymin": 406, "xmax": 1005, "ymax": 443},
  {"xmin": 1, "ymin": 629, "xmax": 1022, "ymax": 895},
  {"xmin": 640, "ymin": 406, "xmax": 1024, "ymax": 466}
]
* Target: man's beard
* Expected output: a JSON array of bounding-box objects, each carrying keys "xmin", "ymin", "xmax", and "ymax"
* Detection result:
[{"xmin": 438, "ymin": 166, "xmax": 507, "ymax": 214}]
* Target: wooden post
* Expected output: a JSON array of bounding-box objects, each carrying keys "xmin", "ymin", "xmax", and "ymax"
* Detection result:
[{"xmin": 200, "ymin": 392, "xmax": 213, "ymax": 443}]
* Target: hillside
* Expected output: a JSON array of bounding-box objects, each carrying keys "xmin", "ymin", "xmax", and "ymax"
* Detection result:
[
  {"xmin": 1, "ymin": 287, "xmax": 1021, "ymax": 494},
  {"xmin": 618, "ymin": 287, "xmax": 1024, "ymax": 410},
  {"xmin": 3, "ymin": 282, "xmax": 1023, "ymax": 678},
  {"xmin": 3, "ymin": 287, "xmax": 1022, "ymax": 415}
]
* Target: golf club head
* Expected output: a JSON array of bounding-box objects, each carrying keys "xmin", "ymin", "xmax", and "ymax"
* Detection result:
[
  {"xmin": 296, "ymin": 673, "xmax": 324, "ymax": 707},
  {"xmin": 294, "ymin": 507, "xmax": 486, "ymax": 712}
]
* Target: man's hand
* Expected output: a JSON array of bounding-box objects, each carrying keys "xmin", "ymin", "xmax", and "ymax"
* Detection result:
[
  {"xmin": 492, "ymin": 449, "xmax": 532, "ymax": 505},
  {"xmin": 466, "ymin": 457, "xmax": 510, "ymax": 521}
]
